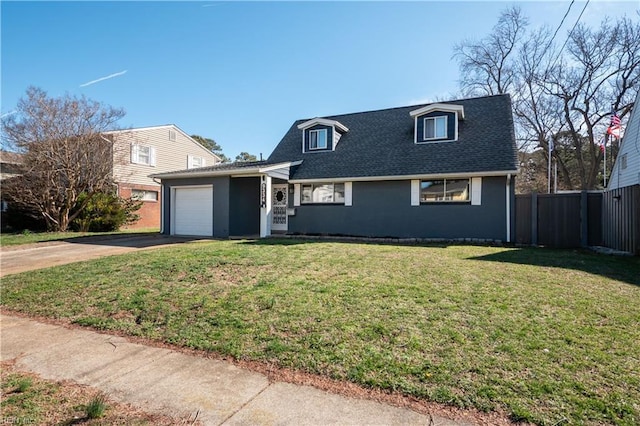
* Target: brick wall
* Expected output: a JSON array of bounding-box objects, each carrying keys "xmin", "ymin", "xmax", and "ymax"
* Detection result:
[{"xmin": 118, "ymin": 183, "xmax": 161, "ymax": 230}]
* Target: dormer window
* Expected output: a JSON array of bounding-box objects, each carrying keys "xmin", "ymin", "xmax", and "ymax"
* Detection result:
[
  {"xmin": 309, "ymin": 129, "xmax": 327, "ymax": 150},
  {"xmin": 410, "ymin": 103, "xmax": 464, "ymax": 144},
  {"xmin": 297, "ymin": 118, "xmax": 349, "ymax": 153},
  {"xmin": 424, "ymin": 116, "xmax": 447, "ymax": 140}
]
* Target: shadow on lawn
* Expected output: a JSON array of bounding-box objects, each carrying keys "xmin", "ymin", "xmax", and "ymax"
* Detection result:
[
  {"xmin": 468, "ymin": 248, "xmax": 640, "ymax": 287},
  {"xmin": 62, "ymin": 233, "xmax": 202, "ymax": 249}
]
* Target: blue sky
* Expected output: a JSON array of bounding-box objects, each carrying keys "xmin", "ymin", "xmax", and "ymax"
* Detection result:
[{"xmin": 2, "ymin": 1, "xmax": 638, "ymax": 158}]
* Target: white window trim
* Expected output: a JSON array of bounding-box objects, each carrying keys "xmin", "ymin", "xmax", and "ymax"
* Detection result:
[
  {"xmin": 413, "ymin": 112, "xmax": 460, "ymax": 144},
  {"xmin": 411, "ymin": 180, "xmax": 420, "ymax": 206},
  {"xmin": 131, "ymin": 144, "xmax": 156, "ymax": 166},
  {"xmin": 131, "ymin": 189, "xmax": 159, "ymax": 202},
  {"xmin": 188, "ymin": 154, "xmax": 206, "ymax": 169},
  {"xmin": 344, "ymin": 182, "xmax": 353, "ymax": 206},
  {"xmin": 293, "ymin": 184, "xmax": 301, "ymax": 206},
  {"xmin": 471, "ymin": 177, "xmax": 482, "ymax": 205},
  {"xmin": 423, "ymin": 116, "xmax": 448, "ymax": 140},
  {"xmin": 309, "ymin": 129, "xmax": 328, "ymax": 150}
]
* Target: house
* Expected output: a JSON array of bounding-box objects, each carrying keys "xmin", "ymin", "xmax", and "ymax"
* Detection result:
[
  {"xmin": 152, "ymin": 94, "xmax": 519, "ymax": 241},
  {"xmin": 108, "ymin": 125, "xmax": 222, "ymax": 228},
  {"xmin": 0, "ymin": 151, "xmax": 24, "ymax": 212},
  {"xmin": 603, "ymin": 92, "xmax": 640, "ymax": 255},
  {"xmin": 0, "ymin": 150, "xmax": 24, "ymax": 181},
  {"xmin": 607, "ymin": 90, "xmax": 640, "ymax": 190}
]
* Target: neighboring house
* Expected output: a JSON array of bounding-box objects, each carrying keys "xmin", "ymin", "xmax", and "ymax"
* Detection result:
[
  {"xmin": 0, "ymin": 150, "xmax": 24, "ymax": 181},
  {"xmin": 108, "ymin": 125, "xmax": 221, "ymax": 228},
  {"xmin": 0, "ymin": 150, "xmax": 24, "ymax": 212},
  {"xmin": 608, "ymin": 91, "xmax": 640, "ymax": 190},
  {"xmin": 152, "ymin": 94, "xmax": 519, "ymax": 241}
]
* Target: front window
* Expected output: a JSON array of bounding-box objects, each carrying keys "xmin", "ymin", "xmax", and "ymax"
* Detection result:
[
  {"xmin": 424, "ymin": 116, "xmax": 447, "ymax": 140},
  {"xmin": 309, "ymin": 129, "xmax": 328, "ymax": 150},
  {"xmin": 302, "ymin": 183, "xmax": 345, "ymax": 204},
  {"xmin": 420, "ymin": 179, "xmax": 469, "ymax": 202}
]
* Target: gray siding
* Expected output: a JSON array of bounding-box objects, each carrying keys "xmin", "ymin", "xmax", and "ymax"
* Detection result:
[
  {"xmin": 162, "ymin": 176, "xmax": 230, "ymax": 238},
  {"xmin": 288, "ymin": 177, "xmax": 509, "ymax": 240},
  {"xmin": 229, "ymin": 177, "xmax": 260, "ymax": 236}
]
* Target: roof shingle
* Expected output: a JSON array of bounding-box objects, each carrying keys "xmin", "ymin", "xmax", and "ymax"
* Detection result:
[{"xmin": 267, "ymin": 94, "xmax": 518, "ymax": 180}]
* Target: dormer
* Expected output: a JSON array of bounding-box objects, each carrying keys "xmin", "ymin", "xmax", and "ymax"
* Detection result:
[
  {"xmin": 409, "ymin": 104, "xmax": 465, "ymax": 144},
  {"xmin": 297, "ymin": 118, "xmax": 349, "ymax": 153}
]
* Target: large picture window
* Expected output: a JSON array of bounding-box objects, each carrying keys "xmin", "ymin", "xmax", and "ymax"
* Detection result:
[
  {"xmin": 424, "ymin": 116, "xmax": 447, "ymax": 140},
  {"xmin": 420, "ymin": 179, "xmax": 469, "ymax": 202},
  {"xmin": 302, "ymin": 183, "xmax": 345, "ymax": 204},
  {"xmin": 309, "ymin": 129, "xmax": 328, "ymax": 150}
]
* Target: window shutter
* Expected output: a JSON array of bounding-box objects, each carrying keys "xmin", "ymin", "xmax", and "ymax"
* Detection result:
[
  {"xmin": 149, "ymin": 147, "xmax": 157, "ymax": 166},
  {"xmin": 130, "ymin": 144, "xmax": 139, "ymax": 164},
  {"xmin": 471, "ymin": 177, "xmax": 482, "ymax": 205},
  {"xmin": 411, "ymin": 180, "xmax": 420, "ymax": 206},
  {"xmin": 187, "ymin": 155, "xmax": 194, "ymax": 169},
  {"xmin": 345, "ymin": 182, "xmax": 352, "ymax": 206},
  {"xmin": 293, "ymin": 184, "xmax": 301, "ymax": 207}
]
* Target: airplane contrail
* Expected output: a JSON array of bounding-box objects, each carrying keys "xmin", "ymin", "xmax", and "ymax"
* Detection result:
[{"xmin": 80, "ymin": 70, "xmax": 128, "ymax": 87}]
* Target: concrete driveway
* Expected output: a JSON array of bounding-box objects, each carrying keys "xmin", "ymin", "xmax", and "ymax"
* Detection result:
[{"xmin": 0, "ymin": 234, "xmax": 197, "ymax": 277}]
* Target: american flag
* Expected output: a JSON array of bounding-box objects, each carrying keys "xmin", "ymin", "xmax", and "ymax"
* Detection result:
[{"xmin": 607, "ymin": 108, "xmax": 622, "ymax": 138}]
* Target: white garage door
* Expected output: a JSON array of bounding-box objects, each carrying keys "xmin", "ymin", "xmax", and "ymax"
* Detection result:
[{"xmin": 172, "ymin": 186, "xmax": 213, "ymax": 236}]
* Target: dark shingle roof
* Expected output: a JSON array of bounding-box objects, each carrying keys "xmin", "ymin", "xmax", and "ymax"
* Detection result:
[
  {"xmin": 267, "ymin": 94, "xmax": 518, "ymax": 180},
  {"xmin": 152, "ymin": 160, "xmax": 269, "ymax": 177}
]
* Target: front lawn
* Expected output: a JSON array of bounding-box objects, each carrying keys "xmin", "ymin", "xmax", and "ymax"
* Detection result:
[{"xmin": 2, "ymin": 240, "xmax": 639, "ymax": 425}]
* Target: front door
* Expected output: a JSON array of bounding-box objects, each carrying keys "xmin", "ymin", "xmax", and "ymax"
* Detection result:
[{"xmin": 271, "ymin": 184, "xmax": 288, "ymax": 231}]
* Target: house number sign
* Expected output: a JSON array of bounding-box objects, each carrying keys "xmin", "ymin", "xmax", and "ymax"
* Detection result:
[{"xmin": 260, "ymin": 182, "xmax": 266, "ymax": 207}]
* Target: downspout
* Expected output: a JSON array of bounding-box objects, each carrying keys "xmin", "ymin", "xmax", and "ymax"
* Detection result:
[
  {"xmin": 506, "ymin": 174, "xmax": 511, "ymax": 243},
  {"xmin": 152, "ymin": 177, "xmax": 164, "ymax": 234}
]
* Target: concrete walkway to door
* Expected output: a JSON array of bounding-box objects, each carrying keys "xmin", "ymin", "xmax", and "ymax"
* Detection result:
[{"xmin": 0, "ymin": 234, "xmax": 197, "ymax": 277}]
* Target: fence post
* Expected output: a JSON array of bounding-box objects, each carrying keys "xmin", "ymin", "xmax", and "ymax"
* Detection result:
[
  {"xmin": 581, "ymin": 191, "xmax": 588, "ymax": 248},
  {"xmin": 531, "ymin": 192, "xmax": 538, "ymax": 246}
]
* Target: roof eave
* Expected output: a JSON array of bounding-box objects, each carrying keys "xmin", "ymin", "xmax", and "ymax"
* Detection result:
[{"xmin": 289, "ymin": 169, "xmax": 518, "ymax": 183}]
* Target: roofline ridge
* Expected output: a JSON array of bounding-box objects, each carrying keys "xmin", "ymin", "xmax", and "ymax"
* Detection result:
[{"xmin": 295, "ymin": 93, "xmax": 510, "ymax": 122}]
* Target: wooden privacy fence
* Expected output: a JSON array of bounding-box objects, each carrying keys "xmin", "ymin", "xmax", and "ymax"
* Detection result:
[
  {"xmin": 515, "ymin": 192, "xmax": 603, "ymax": 249},
  {"xmin": 515, "ymin": 186, "xmax": 639, "ymax": 254},
  {"xmin": 602, "ymin": 185, "xmax": 640, "ymax": 255}
]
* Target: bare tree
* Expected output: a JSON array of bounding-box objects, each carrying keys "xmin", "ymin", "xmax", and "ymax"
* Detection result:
[
  {"xmin": 1, "ymin": 87, "xmax": 125, "ymax": 231},
  {"xmin": 454, "ymin": 6, "xmax": 528, "ymax": 97},
  {"xmin": 455, "ymin": 8, "xmax": 640, "ymax": 190}
]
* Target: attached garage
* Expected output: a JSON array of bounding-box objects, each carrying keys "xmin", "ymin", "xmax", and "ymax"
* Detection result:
[{"xmin": 171, "ymin": 185, "xmax": 213, "ymax": 236}]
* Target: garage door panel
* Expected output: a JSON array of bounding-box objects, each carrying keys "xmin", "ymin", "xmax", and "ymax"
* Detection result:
[{"xmin": 173, "ymin": 186, "xmax": 213, "ymax": 236}]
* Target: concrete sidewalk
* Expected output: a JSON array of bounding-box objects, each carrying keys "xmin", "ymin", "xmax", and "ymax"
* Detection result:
[{"xmin": 1, "ymin": 314, "xmax": 470, "ymax": 425}]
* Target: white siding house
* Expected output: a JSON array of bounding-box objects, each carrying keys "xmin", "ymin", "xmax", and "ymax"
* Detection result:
[
  {"xmin": 608, "ymin": 91, "xmax": 640, "ymax": 190},
  {"xmin": 108, "ymin": 125, "xmax": 221, "ymax": 228}
]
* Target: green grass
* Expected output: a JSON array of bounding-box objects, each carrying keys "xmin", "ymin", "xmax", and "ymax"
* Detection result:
[
  {"xmin": 0, "ymin": 228, "xmax": 159, "ymax": 247},
  {"xmin": 2, "ymin": 240, "xmax": 639, "ymax": 425},
  {"xmin": 84, "ymin": 394, "xmax": 108, "ymax": 419}
]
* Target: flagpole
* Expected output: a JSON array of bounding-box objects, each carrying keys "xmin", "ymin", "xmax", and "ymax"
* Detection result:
[
  {"xmin": 603, "ymin": 134, "xmax": 608, "ymax": 188},
  {"xmin": 554, "ymin": 159, "xmax": 558, "ymax": 193},
  {"xmin": 548, "ymin": 136, "xmax": 552, "ymax": 194}
]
